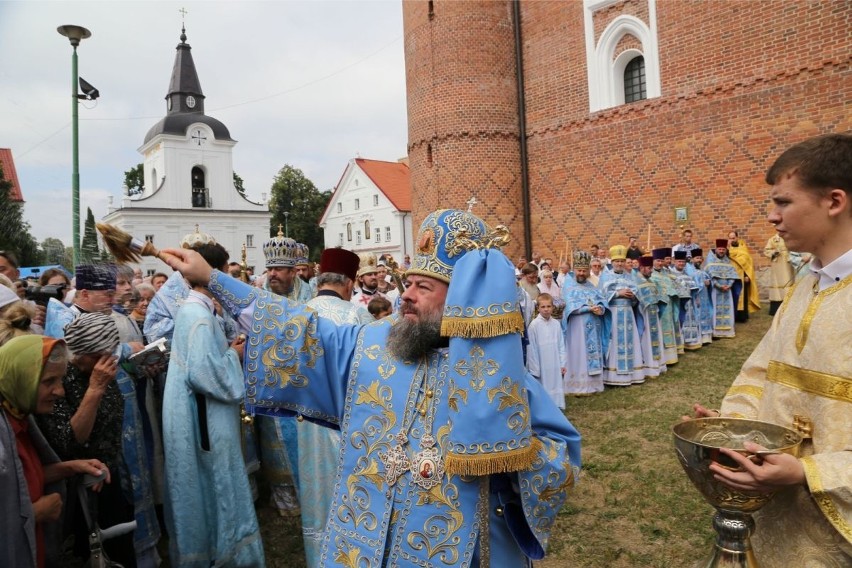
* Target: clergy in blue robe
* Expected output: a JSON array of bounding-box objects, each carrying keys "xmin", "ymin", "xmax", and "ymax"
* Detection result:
[
  {"xmin": 599, "ymin": 246, "xmax": 644, "ymax": 386},
  {"xmin": 634, "ymin": 256, "xmax": 667, "ymax": 378},
  {"xmin": 671, "ymin": 251, "xmax": 702, "ymax": 351},
  {"xmin": 161, "ymin": 209, "xmax": 582, "ymax": 568},
  {"xmin": 561, "ymin": 252, "xmax": 608, "ymax": 394},
  {"xmin": 299, "ymin": 248, "xmax": 372, "ymax": 568},
  {"xmin": 162, "ymin": 241, "xmax": 264, "ymax": 568},
  {"xmin": 689, "ymin": 249, "xmax": 714, "ymax": 344},
  {"xmin": 703, "ymin": 240, "xmax": 739, "ymax": 339}
]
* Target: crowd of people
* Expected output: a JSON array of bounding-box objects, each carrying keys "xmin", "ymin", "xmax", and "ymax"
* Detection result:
[{"xmin": 1, "ymin": 133, "xmax": 849, "ymax": 567}]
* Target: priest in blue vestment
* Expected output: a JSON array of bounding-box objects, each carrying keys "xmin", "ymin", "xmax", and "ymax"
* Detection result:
[
  {"xmin": 161, "ymin": 235, "xmax": 264, "ymax": 567},
  {"xmin": 161, "ymin": 209, "xmax": 582, "ymax": 568}
]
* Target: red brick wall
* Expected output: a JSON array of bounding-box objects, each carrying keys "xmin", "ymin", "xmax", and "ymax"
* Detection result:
[{"xmin": 403, "ymin": 0, "xmax": 852, "ymax": 264}]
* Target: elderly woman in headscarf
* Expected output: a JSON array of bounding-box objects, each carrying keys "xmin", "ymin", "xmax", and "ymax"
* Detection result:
[
  {"xmin": 35, "ymin": 313, "xmax": 160, "ymax": 568},
  {"xmin": 0, "ymin": 335, "xmax": 109, "ymax": 568}
]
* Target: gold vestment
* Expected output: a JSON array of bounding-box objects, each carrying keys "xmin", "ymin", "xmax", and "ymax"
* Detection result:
[{"xmin": 721, "ymin": 273, "xmax": 852, "ymax": 565}]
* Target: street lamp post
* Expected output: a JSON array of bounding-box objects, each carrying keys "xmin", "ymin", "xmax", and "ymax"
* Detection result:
[
  {"xmin": 283, "ymin": 211, "xmax": 290, "ymax": 237},
  {"xmin": 57, "ymin": 24, "xmax": 91, "ymax": 268}
]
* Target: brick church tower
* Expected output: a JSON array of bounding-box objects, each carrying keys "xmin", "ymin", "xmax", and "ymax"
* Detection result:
[
  {"xmin": 403, "ymin": 1, "xmax": 528, "ymax": 255},
  {"xmin": 403, "ymin": 0, "xmax": 851, "ymax": 262}
]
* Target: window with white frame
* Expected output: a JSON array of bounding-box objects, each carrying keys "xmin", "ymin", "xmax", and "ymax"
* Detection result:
[
  {"xmin": 338, "ymin": 233, "xmax": 344, "ymax": 246},
  {"xmin": 385, "ymin": 226, "xmax": 391, "ymax": 241},
  {"xmin": 347, "ymin": 223, "xmax": 352, "ymax": 241},
  {"xmin": 623, "ymin": 56, "xmax": 646, "ymax": 103},
  {"xmin": 365, "ymin": 220, "xmax": 371, "ymax": 239},
  {"xmin": 584, "ymin": 6, "xmax": 661, "ymax": 112},
  {"xmin": 375, "ymin": 228, "xmax": 381, "ymax": 242},
  {"xmin": 356, "ymin": 230, "xmax": 362, "ymax": 245},
  {"xmin": 355, "ymin": 198, "xmax": 360, "ymax": 210},
  {"xmin": 246, "ymin": 234, "xmax": 254, "ymax": 248},
  {"xmin": 145, "ymin": 235, "xmax": 155, "ymax": 244},
  {"xmin": 373, "ymin": 194, "xmax": 379, "ymax": 206},
  {"xmin": 337, "ymin": 202, "xmax": 342, "ymax": 213}
]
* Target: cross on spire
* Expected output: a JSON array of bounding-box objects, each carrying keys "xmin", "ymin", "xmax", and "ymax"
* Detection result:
[
  {"xmin": 277, "ymin": 224, "xmax": 284, "ymax": 237},
  {"xmin": 179, "ymin": 7, "xmax": 188, "ymax": 23}
]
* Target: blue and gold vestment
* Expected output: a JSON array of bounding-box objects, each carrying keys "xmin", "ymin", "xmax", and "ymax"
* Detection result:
[{"xmin": 210, "ymin": 272, "xmax": 581, "ymax": 567}]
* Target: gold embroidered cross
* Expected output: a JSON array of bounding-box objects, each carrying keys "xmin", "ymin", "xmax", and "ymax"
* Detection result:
[{"xmin": 453, "ymin": 345, "xmax": 499, "ymax": 393}]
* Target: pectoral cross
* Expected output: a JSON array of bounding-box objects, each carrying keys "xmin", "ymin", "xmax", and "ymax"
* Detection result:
[{"xmin": 379, "ymin": 432, "xmax": 410, "ymax": 487}]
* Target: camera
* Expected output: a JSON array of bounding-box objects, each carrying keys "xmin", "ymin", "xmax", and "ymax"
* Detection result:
[{"xmin": 25, "ymin": 284, "xmax": 67, "ymax": 306}]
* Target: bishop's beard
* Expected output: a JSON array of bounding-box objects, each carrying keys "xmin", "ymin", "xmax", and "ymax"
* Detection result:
[{"xmin": 387, "ymin": 300, "xmax": 443, "ymax": 361}]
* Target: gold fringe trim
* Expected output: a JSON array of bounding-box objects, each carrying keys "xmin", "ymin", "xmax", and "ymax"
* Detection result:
[
  {"xmin": 445, "ymin": 438, "xmax": 542, "ymax": 476},
  {"xmin": 441, "ymin": 312, "xmax": 524, "ymax": 339}
]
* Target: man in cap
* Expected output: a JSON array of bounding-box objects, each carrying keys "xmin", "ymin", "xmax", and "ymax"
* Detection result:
[
  {"xmin": 671, "ymin": 250, "xmax": 702, "ymax": 351},
  {"xmin": 634, "ymin": 256, "xmax": 667, "ymax": 378},
  {"xmin": 685, "ymin": 133, "xmax": 852, "ymax": 565},
  {"xmin": 703, "ymin": 239, "xmax": 739, "ymax": 338},
  {"xmin": 350, "ymin": 252, "xmax": 385, "ymax": 308},
  {"xmin": 162, "ymin": 209, "xmax": 581, "ymax": 567},
  {"xmin": 299, "ymin": 248, "xmax": 372, "ymax": 566},
  {"xmin": 599, "ymin": 245, "xmax": 644, "ymax": 386},
  {"xmin": 71, "ymin": 264, "xmax": 118, "ymax": 317},
  {"xmin": 689, "ymin": 248, "xmax": 714, "ymax": 345},
  {"xmin": 561, "ymin": 251, "xmax": 607, "ymax": 395},
  {"xmin": 650, "ymin": 248, "xmax": 680, "ymax": 365}
]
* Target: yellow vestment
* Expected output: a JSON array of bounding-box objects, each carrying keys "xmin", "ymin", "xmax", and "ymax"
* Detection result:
[
  {"xmin": 721, "ymin": 273, "xmax": 852, "ymax": 565},
  {"xmin": 728, "ymin": 242, "xmax": 761, "ymax": 313}
]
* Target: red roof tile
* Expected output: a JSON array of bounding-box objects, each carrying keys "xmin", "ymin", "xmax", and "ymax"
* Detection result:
[
  {"xmin": 0, "ymin": 149, "xmax": 23, "ymax": 202},
  {"xmin": 355, "ymin": 158, "xmax": 411, "ymax": 212}
]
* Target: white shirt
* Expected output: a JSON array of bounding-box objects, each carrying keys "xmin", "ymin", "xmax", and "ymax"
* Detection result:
[{"xmin": 810, "ymin": 248, "xmax": 852, "ymax": 292}]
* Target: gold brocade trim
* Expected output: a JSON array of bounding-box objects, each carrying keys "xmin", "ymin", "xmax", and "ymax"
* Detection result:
[
  {"xmin": 478, "ymin": 477, "xmax": 490, "ymax": 568},
  {"xmin": 725, "ymin": 384, "xmax": 764, "ymax": 400},
  {"xmin": 778, "ymin": 277, "xmax": 803, "ymax": 319},
  {"xmin": 445, "ymin": 438, "xmax": 542, "ymax": 476},
  {"xmin": 440, "ymin": 312, "xmax": 524, "ymax": 339},
  {"xmin": 766, "ymin": 361, "xmax": 852, "ymax": 403},
  {"xmin": 795, "ymin": 274, "xmax": 852, "ymax": 353},
  {"xmin": 801, "ymin": 456, "xmax": 852, "ymax": 544}
]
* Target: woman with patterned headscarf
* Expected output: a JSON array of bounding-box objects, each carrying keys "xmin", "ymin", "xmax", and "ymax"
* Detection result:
[
  {"xmin": 0, "ymin": 335, "xmax": 110, "ymax": 568},
  {"xmin": 36, "ymin": 313, "xmax": 160, "ymax": 567}
]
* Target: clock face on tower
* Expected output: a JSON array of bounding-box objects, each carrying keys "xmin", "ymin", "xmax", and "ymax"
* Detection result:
[{"xmin": 186, "ymin": 95, "xmax": 196, "ymax": 109}]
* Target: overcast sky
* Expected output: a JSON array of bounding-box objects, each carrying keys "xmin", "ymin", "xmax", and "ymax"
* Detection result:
[{"xmin": 0, "ymin": 0, "xmax": 408, "ymax": 245}]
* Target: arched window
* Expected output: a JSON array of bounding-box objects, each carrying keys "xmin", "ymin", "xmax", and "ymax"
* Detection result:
[
  {"xmin": 365, "ymin": 220, "xmax": 371, "ymax": 239},
  {"xmin": 623, "ymin": 56, "xmax": 646, "ymax": 103},
  {"xmin": 191, "ymin": 166, "xmax": 207, "ymax": 207},
  {"xmin": 585, "ymin": 12, "xmax": 661, "ymax": 112},
  {"xmin": 347, "ymin": 223, "xmax": 352, "ymax": 242}
]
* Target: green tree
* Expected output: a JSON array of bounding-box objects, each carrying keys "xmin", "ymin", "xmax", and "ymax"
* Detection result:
[
  {"xmin": 0, "ymin": 163, "xmax": 41, "ymax": 266},
  {"xmin": 124, "ymin": 163, "xmax": 144, "ymax": 196},
  {"xmin": 80, "ymin": 207, "xmax": 101, "ymax": 262},
  {"xmin": 268, "ymin": 165, "xmax": 331, "ymax": 261},
  {"xmin": 234, "ymin": 172, "xmax": 246, "ymax": 196},
  {"xmin": 41, "ymin": 237, "xmax": 68, "ymax": 267}
]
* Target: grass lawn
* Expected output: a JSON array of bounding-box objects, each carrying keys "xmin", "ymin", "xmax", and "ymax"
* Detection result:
[{"xmin": 255, "ymin": 310, "xmax": 773, "ymax": 567}]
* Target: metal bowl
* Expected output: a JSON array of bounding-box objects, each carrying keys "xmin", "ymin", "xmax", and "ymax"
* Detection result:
[{"xmin": 672, "ymin": 417, "xmax": 802, "ymax": 513}]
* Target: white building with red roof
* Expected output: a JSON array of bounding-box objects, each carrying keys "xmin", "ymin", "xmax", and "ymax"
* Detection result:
[{"xmin": 319, "ymin": 157, "xmax": 412, "ymax": 263}]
